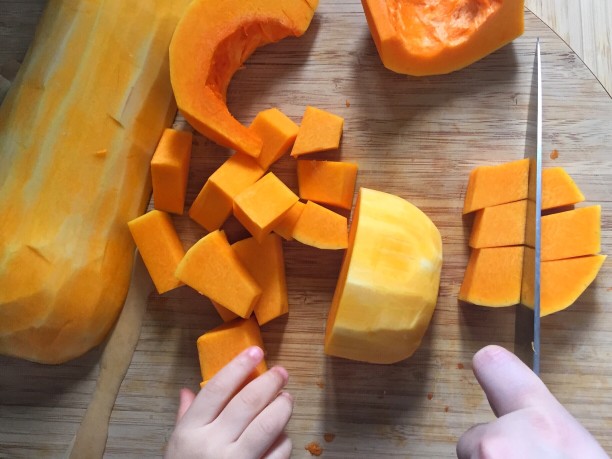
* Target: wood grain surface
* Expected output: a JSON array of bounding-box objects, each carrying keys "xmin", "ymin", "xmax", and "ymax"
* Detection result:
[{"xmin": 1, "ymin": 3, "xmax": 612, "ymax": 458}]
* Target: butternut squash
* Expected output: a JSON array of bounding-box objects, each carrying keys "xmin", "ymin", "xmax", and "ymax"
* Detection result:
[
  {"xmin": 361, "ymin": 0, "xmax": 524, "ymax": 76},
  {"xmin": 0, "ymin": 0, "xmax": 191, "ymax": 363},
  {"xmin": 175, "ymin": 230, "xmax": 262, "ymax": 319},
  {"xmin": 462, "ymin": 161, "xmax": 605, "ymax": 315},
  {"xmin": 521, "ymin": 249, "xmax": 607, "ymax": 316},
  {"xmin": 250, "ymin": 108, "xmax": 299, "ymax": 170},
  {"xmin": 128, "ymin": 210, "xmax": 184, "ymax": 294},
  {"xmin": 542, "ymin": 167, "xmax": 585, "ymax": 210},
  {"xmin": 151, "ymin": 129, "xmax": 193, "ymax": 215},
  {"xmin": 541, "ymin": 205, "xmax": 601, "ymax": 261},
  {"xmin": 470, "ymin": 200, "xmax": 528, "ymax": 249},
  {"xmin": 233, "ymin": 173, "xmax": 300, "ymax": 243},
  {"xmin": 211, "ymin": 301, "xmax": 239, "ymax": 323},
  {"xmin": 197, "ymin": 316, "xmax": 267, "ymax": 386},
  {"xmin": 274, "ymin": 201, "xmax": 306, "ymax": 241},
  {"xmin": 325, "ymin": 188, "xmax": 442, "ymax": 363},
  {"xmin": 232, "ymin": 234, "xmax": 289, "ymax": 325},
  {"xmin": 459, "ymin": 246, "xmax": 525, "ymax": 307},
  {"xmin": 169, "ymin": 0, "xmax": 318, "ymax": 157},
  {"xmin": 189, "ymin": 153, "xmax": 265, "ymax": 231},
  {"xmin": 292, "ymin": 201, "xmax": 349, "ymax": 250},
  {"xmin": 464, "ymin": 160, "xmax": 588, "ymax": 214},
  {"xmin": 297, "ymin": 160, "xmax": 359, "ymax": 210},
  {"xmin": 463, "ymin": 159, "xmax": 529, "ymax": 214},
  {"xmin": 291, "ymin": 106, "xmax": 344, "ymax": 157}
]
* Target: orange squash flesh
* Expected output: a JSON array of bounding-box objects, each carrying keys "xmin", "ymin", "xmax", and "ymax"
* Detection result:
[
  {"xmin": 274, "ymin": 201, "xmax": 306, "ymax": 241},
  {"xmin": 292, "ymin": 201, "xmax": 349, "ymax": 250},
  {"xmin": 233, "ymin": 173, "xmax": 299, "ymax": 243},
  {"xmin": 169, "ymin": 0, "xmax": 318, "ymax": 157},
  {"xmin": 463, "ymin": 159, "xmax": 529, "ymax": 214},
  {"xmin": 211, "ymin": 301, "xmax": 239, "ymax": 322},
  {"xmin": 470, "ymin": 202, "xmax": 601, "ymax": 262},
  {"xmin": 197, "ymin": 316, "xmax": 267, "ymax": 386},
  {"xmin": 362, "ymin": 0, "xmax": 524, "ymax": 76},
  {"xmin": 232, "ymin": 234, "xmax": 289, "ymax": 325},
  {"xmin": 128, "ymin": 210, "xmax": 185, "ymax": 294},
  {"xmin": 151, "ymin": 129, "xmax": 193, "ymax": 215},
  {"xmin": 521, "ymin": 248, "xmax": 606, "ymax": 316},
  {"xmin": 250, "ymin": 108, "xmax": 299, "ymax": 170},
  {"xmin": 470, "ymin": 200, "xmax": 527, "ymax": 249},
  {"xmin": 175, "ymin": 230, "xmax": 262, "ymax": 318},
  {"xmin": 541, "ymin": 205, "xmax": 601, "ymax": 261},
  {"xmin": 189, "ymin": 153, "xmax": 265, "ymax": 231},
  {"xmin": 290, "ymin": 106, "xmax": 344, "ymax": 157},
  {"xmin": 542, "ymin": 167, "xmax": 585, "ymax": 210},
  {"xmin": 458, "ymin": 246, "xmax": 524, "ymax": 307},
  {"xmin": 297, "ymin": 160, "xmax": 359, "ymax": 210}
]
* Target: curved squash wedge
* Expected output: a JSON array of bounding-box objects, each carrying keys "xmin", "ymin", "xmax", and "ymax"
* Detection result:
[{"xmin": 169, "ymin": 0, "xmax": 319, "ymax": 157}]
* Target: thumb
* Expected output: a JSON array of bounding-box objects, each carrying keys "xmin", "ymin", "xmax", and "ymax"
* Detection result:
[
  {"xmin": 176, "ymin": 388, "xmax": 197, "ymax": 423},
  {"xmin": 472, "ymin": 345, "xmax": 558, "ymax": 417}
]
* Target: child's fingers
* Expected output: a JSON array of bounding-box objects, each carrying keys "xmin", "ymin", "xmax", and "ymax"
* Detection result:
[
  {"xmin": 213, "ymin": 366, "xmax": 289, "ymax": 442},
  {"xmin": 471, "ymin": 345, "xmax": 557, "ymax": 417},
  {"xmin": 233, "ymin": 391, "xmax": 294, "ymax": 458},
  {"xmin": 261, "ymin": 432, "xmax": 293, "ymax": 459},
  {"xmin": 175, "ymin": 388, "xmax": 196, "ymax": 423},
  {"xmin": 181, "ymin": 346, "xmax": 265, "ymax": 427}
]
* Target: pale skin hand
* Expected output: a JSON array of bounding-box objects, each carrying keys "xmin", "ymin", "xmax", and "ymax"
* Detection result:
[
  {"xmin": 457, "ymin": 345, "xmax": 610, "ymax": 459},
  {"xmin": 165, "ymin": 346, "xmax": 294, "ymax": 459}
]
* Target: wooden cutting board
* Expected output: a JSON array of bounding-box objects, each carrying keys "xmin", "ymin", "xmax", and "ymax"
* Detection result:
[{"xmin": 1, "ymin": 4, "xmax": 611, "ymax": 458}]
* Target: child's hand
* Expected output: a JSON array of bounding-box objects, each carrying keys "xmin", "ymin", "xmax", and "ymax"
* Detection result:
[
  {"xmin": 165, "ymin": 346, "xmax": 293, "ymax": 459},
  {"xmin": 457, "ymin": 345, "xmax": 609, "ymax": 459}
]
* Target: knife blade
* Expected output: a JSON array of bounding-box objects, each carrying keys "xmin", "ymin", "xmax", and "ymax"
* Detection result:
[{"xmin": 515, "ymin": 38, "xmax": 542, "ymax": 375}]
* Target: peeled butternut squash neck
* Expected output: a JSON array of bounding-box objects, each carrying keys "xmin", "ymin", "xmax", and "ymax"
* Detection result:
[{"xmin": 390, "ymin": 0, "xmax": 502, "ymax": 54}]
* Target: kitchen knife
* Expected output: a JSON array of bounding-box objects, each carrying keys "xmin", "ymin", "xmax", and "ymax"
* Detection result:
[{"xmin": 514, "ymin": 38, "xmax": 542, "ymax": 375}]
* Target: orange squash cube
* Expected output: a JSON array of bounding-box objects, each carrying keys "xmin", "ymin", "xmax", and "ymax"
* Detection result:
[
  {"xmin": 541, "ymin": 205, "xmax": 601, "ymax": 261},
  {"xmin": 249, "ymin": 108, "xmax": 299, "ymax": 170},
  {"xmin": 290, "ymin": 106, "xmax": 344, "ymax": 157},
  {"xmin": 274, "ymin": 201, "xmax": 306, "ymax": 241},
  {"xmin": 233, "ymin": 173, "xmax": 299, "ymax": 243},
  {"xmin": 292, "ymin": 201, "xmax": 348, "ymax": 249},
  {"xmin": 210, "ymin": 301, "xmax": 239, "ymax": 322},
  {"xmin": 521, "ymin": 250, "xmax": 606, "ymax": 316},
  {"xmin": 458, "ymin": 246, "xmax": 524, "ymax": 307},
  {"xmin": 128, "ymin": 210, "xmax": 185, "ymax": 294},
  {"xmin": 175, "ymin": 230, "xmax": 261, "ymax": 318},
  {"xmin": 189, "ymin": 153, "xmax": 265, "ymax": 231},
  {"xmin": 463, "ymin": 159, "xmax": 529, "ymax": 214},
  {"xmin": 233, "ymin": 234, "xmax": 288, "ymax": 325},
  {"xmin": 151, "ymin": 129, "xmax": 193, "ymax": 215},
  {"xmin": 542, "ymin": 167, "xmax": 585, "ymax": 210},
  {"xmin": 297, "ymin": 160, "xmax": 358, "ymax": 209},
  {"xmin": 197, "ymin": 316, "xmax": 267, "ymax": 386},
  {"xmin": 469, "ymin": 200, "xmax": 528, "ymax": 249}
]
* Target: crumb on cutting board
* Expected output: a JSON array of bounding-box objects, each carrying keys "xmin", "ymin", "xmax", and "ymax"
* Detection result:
[
  {"xmin": 550, "ymin": 149, "xmax": 559, "ymax": 159},
  {"xmin": 305, "ymin": 441, "xmax": 323, "ymax": 456},
  {"xmin": 427, "ymin": 392, "xmax": 434, "ymax": 400},
  {"xmin": 324, "ymin": 433, "xmax": 336, "ymax": 443}
]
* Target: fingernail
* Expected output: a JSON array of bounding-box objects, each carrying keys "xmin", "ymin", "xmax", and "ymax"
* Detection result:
[
  {"xmin": 279, "ymin": 391, "xmax": 293, "ymax": 403},
  {"xmin": 272, "ymin": 366, "xmax": 289, "ymax": 383},
  {"xmin": 246, "ymin": 346, "xmax": 263, "ymax": 360}
]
